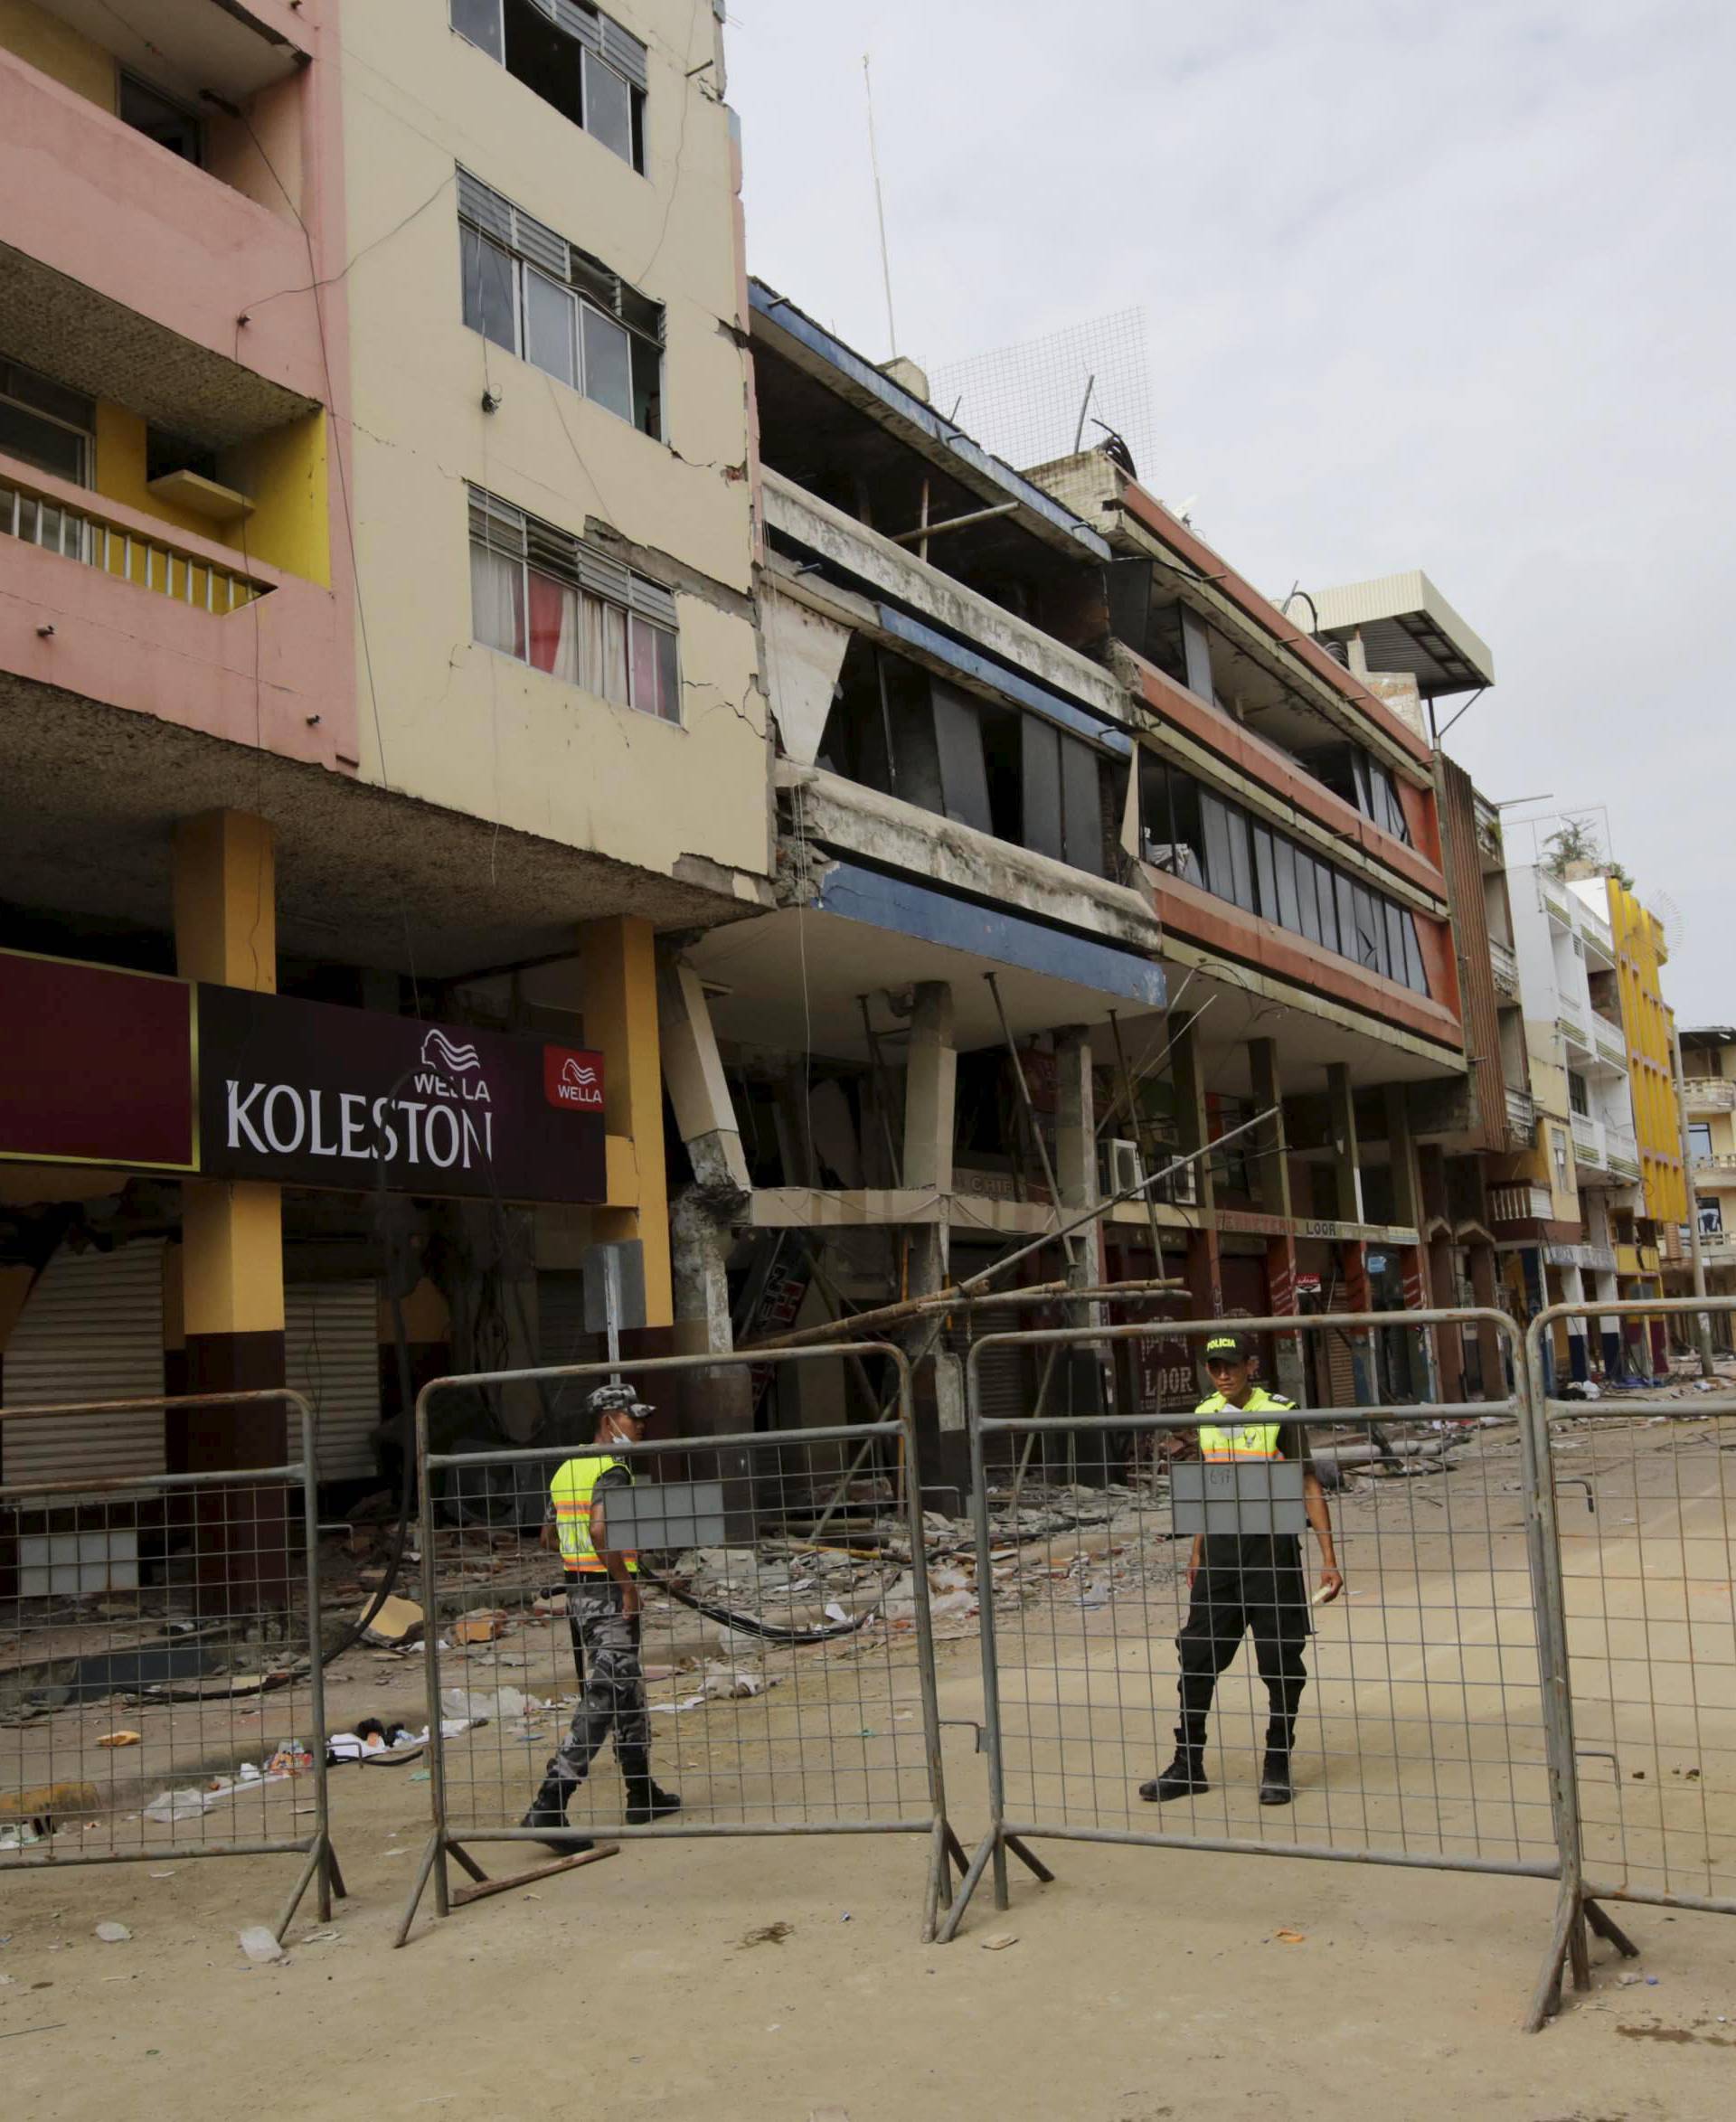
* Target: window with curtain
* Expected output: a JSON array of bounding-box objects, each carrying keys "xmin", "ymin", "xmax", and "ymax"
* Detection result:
[
  {"xmin": 458, "ymin": 170, "xmax": 663, "ymax": 438},
  {"xmin": 468, "ymin": 485, "xmax": 680, "ymax": 723}
]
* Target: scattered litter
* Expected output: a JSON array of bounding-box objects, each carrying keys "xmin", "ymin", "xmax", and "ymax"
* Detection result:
[
  {"xmin": 96, "ymin": 1732, "xmax": 142, "ymax": 1750},
  {"xmin": 1274, "ymin": 1929, "xmax": 1307, "ymax": 1945},
  {"xmin": 1618, "ymin": 1973, "xmax": 1645, "ymax": 1986},
  {"xmin": 0, "ymin": 1826, "xmax": 41, "ymax": 1852},
  {"xmin": 979, "ymin": 1933, "xmax": 1019, "ymax": 1952},
  {"xmin": 147, "ymin": 1871, "xmax": 177, "ymax": 1880},
  {"xmin": 94, "ymin": 1922, "xmax": 131, "ymax": 1944},
  {"xmin": 361, "ymin": 1595, "xmax": 425, "ymax": 1647},
  {"xmin": 451, "ymin": 1610, "xmax": 508, "ymax": 1646},
  {"xmin": 1646, "ymin": 1975, "xmax": 1660, "ymax": 1985},
  {"xmin": 236, "ymin": 1926, "xmax": 283, "ymax": 1965},
  {"xmin": 740, "ymin": 1921, "xmax": 794, "ymax": 1948}
]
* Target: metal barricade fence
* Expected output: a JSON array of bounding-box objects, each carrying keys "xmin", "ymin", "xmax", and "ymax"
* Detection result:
[
  {"xmin": 939, "ymin": 1309, "xmax": 1601, "ymax": 2028},
  {"xmin": 1526, "ymin": 1297, "xmax": 1736, "ymax": 1978},
  {"xmin": 0, "ymin": 1389, "xmax": 341, "ymax": 1943},
  {"xmin": 395, "ymin": 1344, "xmax": 958, "ymax": 1946}
]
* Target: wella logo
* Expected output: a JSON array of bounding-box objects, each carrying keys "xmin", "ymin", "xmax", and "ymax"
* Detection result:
[
  {"xmin": 413, "ymin": 1027, "xmax": 491, "ymax": 1103},
  {"xmin": 544, "ymin": 1044, "xmax": 605, "ymax": 1112}
]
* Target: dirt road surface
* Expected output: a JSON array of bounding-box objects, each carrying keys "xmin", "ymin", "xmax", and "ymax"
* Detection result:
[{"xmin": 4, "ymin": 1723, "xmax": 1733, "ymax": 2122}]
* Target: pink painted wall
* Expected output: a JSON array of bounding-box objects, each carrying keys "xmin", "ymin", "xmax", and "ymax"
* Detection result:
[{"xmin": 0, "ymin": 47, "xmax": 326, "ymax": 409}]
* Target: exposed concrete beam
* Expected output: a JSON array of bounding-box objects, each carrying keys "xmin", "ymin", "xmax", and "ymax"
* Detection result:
[{"xmin": 657, "ymin": 955, "xmax": 751, "ymax": 1197}]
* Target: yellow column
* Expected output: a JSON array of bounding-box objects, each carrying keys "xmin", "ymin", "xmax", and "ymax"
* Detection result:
[
  {"xmin": 579, "ymin": 915, "xmax": 672, "ymax": 1327},
  {"xmin": 173, "ymin": 811, "xmax": 285, "ymax": 1467}
]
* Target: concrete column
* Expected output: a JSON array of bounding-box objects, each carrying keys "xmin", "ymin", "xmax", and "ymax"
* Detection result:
[
  {"xmin": 657, "ymin": 954, "xmax": 750, "ymax": 1198},
  {"xmin": 1250, "ymin": 1040, "xmax": 1305, "ymax": 1402},
  {"xmin": 1429, "ymin": 1233, "xmax": 1466, "ymax": 1401},
  {"xmin": 172, "ymin": 811, "xmax": 285, "ymax": 1474},
  {"xmin": 1340, "ymin": 1240, "xmax": 1378, "ymax": 1403},
  {"xmin": 1053, "ymin": 1025, "xmax": 1099, "ymax": 1282},
  {"xmin": 1173, "ymin": 1013, "xmax": 1222, "ymax": 1320},
  {"xmin": 1468, "ymin": 1242, "xmax": 1505, "ymax": 1398},
  {"xmin": 901, "ymin": 982, "xmax": 957, "ymax": 1299},
  {"xmin": 579, "ymin": 916, "xmax": 672, "ymax": 1327},
  {"xmin": 1326, "ymin": 1064, "xmax": 1363, "ymax": 1223}
]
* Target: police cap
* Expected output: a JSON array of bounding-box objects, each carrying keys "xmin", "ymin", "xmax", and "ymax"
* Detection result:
[{"xmin": 1202, "ymin": 1330, "xmax": 1256, "ymax": 1363}]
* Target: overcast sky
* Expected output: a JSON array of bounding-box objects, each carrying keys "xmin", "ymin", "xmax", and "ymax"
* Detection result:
[{"xmin": 726, "ymin": 0, "xmax": 1735, "ymax": 1023}]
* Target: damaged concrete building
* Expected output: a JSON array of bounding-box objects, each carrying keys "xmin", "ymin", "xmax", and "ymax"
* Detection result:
[{"xmin": 651, "ymin": 292, "xmax": 1477, "ymax": 1495}]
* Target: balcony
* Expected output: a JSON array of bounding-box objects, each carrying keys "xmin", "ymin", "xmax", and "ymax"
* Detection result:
[
  {"xmin": 0, "ymin": 48, "xmax": 324, "ymax": 446},
  {"xmin": 1542, "ymin": 874, "xmax": 1572, "ymax": 925},
  {"xmin": 4, "ymin": 461, "xmax": 264, "ymax": 613},
  {"xmin": 1577, "ymin": 907, "xmax": 1616, "ymax": 964},
  {"xmin": 1505, "ymin": 1084, "xmax": 1535, "ymax": 1140},
  {"xmin": 1557, "ymin": 1000, "xmax": 1593, "ymax": 1056},
  {"xmin": 1692, "ymin": 1151, "xmax": 1736, "ymax": 1186},
  {"xmin": 1489, "ymin": 936, "xmax": 1521, "ymax": 999},
  {"xmin": 1684, "ymin": 1076, "xmax": 1736, "ymax": 1114},
  {"xmin": 0, "ymin": 449, "xmax": 346, "ymax": 766},
  {"xmin": 1571, "ymin": 1110, "xmax": 1609, "ymax": 1172},
  {"xmin": 1489, "ymin": 1181, "xmax": 1553, "ymax": 1229},
  {"xmin": 1590, "ymin": 1013, "xmax": 1628, "ymax": 1070},
  {"xmin": 23, "ymin": 2, "xmax": 312, "ymax": 102}
]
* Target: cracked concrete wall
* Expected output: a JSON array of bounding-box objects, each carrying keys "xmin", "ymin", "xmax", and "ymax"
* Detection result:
[{"xmin": 338, "ymin": 1, "xmax": 769, "ymax": 892}]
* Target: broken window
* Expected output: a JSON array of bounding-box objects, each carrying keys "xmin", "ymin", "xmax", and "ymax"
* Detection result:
[
  {"xmin": 451, "ymin": 0, "xmax": 648, "ymax": 172},
  {"xmin": 468, "ymin": 484, "xmax": 679, "ymax": 721},
  {"xmin": 1297, "ymin": 740, "xmax": 1415, "ymax": 846},
  {"xmin": 459, "ymin": 171, "xmax": 664, "ymax": 436},
  {"xmin": 816, "ymin": 641, "xmax": 1109, "ymax": 872},
  {"xmin": 1138, "ymin": 757, "xmax": 1432, "ymax": 995}
]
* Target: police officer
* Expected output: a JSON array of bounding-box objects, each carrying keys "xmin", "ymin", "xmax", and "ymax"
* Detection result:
[
  {"xmin": 521, "ymin": 1382, "xmax": 681, "ymax": 1849},
  {"xmin": 1140, "ymin": 1331, "xmax": 1342, "ymax": 1808}
]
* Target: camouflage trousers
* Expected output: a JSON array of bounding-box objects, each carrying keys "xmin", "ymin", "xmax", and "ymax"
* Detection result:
[{"xmin": 545, "ymin": 1580, "xmax": 652, "ymax": 1787}]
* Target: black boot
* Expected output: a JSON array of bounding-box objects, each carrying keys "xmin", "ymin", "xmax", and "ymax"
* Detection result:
[
  {"xmin": 1259, "ymin": 1750, "xmax": 1294, "ymax": 1806},
  {"xmin": 624, "ymin": 1777, "xmax": 681, "ymax": 1825},
  {"xmin": 519, "ymin": 1774, "xmax": 593, "ymax": 1853},
  {"xmin": 1139, "ymin": 1730, "xmax": 1209, "ymax": 1802}
]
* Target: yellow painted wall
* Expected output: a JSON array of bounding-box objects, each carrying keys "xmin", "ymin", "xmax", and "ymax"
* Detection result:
[
  {"xmin": 90, "ymin": 403, "xmax": 328, "ymax": 587},
  {"xmin": 1607, "ymin": 879, "xmax": 1687, "ymax": 1224},
  {"xmin": 336, "ymin": 0, "xmax": 769, "ymax": 884},
  {"xmin": 0, "ymin": 0, "xmax": 114, "ymax": 108}
]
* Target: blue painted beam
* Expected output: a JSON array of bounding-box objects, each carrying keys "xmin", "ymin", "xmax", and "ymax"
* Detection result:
[
  {"xmin": 873, "ymin": 603, "xmax": 1132, "ymax": 757},
  {"xmin": 750, "ymin": 281, "xmax": 1112, "ymax": 562},
  {"xmin": 815, "ymin": 859, "xmax": 1166, "ymax": 1009}
]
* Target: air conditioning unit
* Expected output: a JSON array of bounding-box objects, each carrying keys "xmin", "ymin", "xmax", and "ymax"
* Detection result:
[{"xmin": 1104, "ymin": 1138, "xmax": 1144, "ymax": 1198}]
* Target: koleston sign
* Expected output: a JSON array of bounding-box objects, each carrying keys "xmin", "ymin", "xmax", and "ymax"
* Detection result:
[
  {"xmin": 0, "ymin": 948, "xmax": 608, "ymax": 1204},
  {"xmin": 198, "ymin": 986, "xmax": 608, "ymax": 1202}
]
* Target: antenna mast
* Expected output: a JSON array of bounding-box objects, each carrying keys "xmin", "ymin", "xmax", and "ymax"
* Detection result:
[{"xmin": 863, "ymin": 53, "xmax": 898, "ymax": 355}]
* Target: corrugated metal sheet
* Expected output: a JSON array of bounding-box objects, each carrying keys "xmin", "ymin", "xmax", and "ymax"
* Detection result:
[
  {"xmin": 286, "ymin": 1284, "xmax": 381, "ymax": 1484},
  {"xmin": 2, "ymin": 1241, "xmax": 165, "ymax": 1485}
]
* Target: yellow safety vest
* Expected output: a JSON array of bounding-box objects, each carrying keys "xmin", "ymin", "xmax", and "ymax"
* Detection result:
[
  {"xmin": 1196, "ymin": 1388, "xmax": 1295, "ymax": 1461},
  {"xmin": 549, "ymin": 1453, "xmax": 637, "ymax": 1574}
]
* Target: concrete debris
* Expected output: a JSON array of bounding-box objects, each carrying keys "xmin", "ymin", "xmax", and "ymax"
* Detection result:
[
  {"xmin": 94, "ymin": 1922, "xmax": 131, "ymax": 1943},
  {"xmin": 360, "ymin": 1595, "xmax": 424, "ymax": 1646},
  {"xmin": 237, "ymin": 1926, "xmax": 284, "ymax": 1965}
]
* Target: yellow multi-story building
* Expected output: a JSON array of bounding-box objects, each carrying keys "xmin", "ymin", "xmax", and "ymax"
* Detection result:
[{"xmin": 1607, "ymin": 881, "xmax": 1687, "ymax": 1229}]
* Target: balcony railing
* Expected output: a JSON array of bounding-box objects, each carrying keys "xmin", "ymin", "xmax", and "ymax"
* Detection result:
[
  {"xmin": 1591, "ymin": 1014, "xmax": 1628, "ymax": 1066},
  {"xmin": 1684, "ymin": 1077, "xmax": 1736, "ymax": 1113},
  {"xmin": 2, "ymin": 468, "xmax": 267, "ymax": 616},
  {"xmin": 1505, "ymin": 1084, "xmax": 1535, "ymax": 1139},
  {"xmin": 1541, "ymin": 875, "xmax": 1572, "ymax": 923},
  {"xmin": 1489, "ymin": 1181, "xmax": 1552, "ymax": 1225},
  {"xmin": 1571, "ymin": 1111, "xmax": 1607, "ymax": 1168},
  {"xmin": 1557, "ymin": 1001, "xmax": 1592, "ymax": 1052},
  {"xmin": 1692, "ymin": 1151, "xmax": 1736, "ymax": 1180},
  {"xmin": 1488, "ymin": 938, "xmax": 1521, "ymax": 998}
]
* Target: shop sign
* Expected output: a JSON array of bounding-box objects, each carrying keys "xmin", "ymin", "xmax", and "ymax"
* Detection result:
[{"xmin": 197, "ymin": 986, "xmax": 606, "ymax": 1202}]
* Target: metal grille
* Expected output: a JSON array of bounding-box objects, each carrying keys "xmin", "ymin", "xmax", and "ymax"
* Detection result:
[
  {"xmin": 285, "ymin": 1283, "xmax": 382, "ymax": 1485},
  {"xmin": 396, "ymin": 1344, "xmax": 957, "ymax": 1946},
  {"xmin": 0, "ymin": 1390, "xmax": 340, "ymax": 1944},
  {"xmin": 1, "ymin": 1241, "xmax": 166, "ymax": 1486},
  {"xmin": 929, "ymin": 309, "xmax": 1155, "ymax": 481}
]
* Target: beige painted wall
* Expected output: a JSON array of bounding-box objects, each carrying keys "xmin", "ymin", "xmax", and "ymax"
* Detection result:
[{"xmin": 338, "ymin": 0, "xmax": 768, "ymax": 884}]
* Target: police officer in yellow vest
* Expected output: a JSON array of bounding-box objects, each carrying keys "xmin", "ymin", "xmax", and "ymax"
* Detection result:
[
  {"xmin": 1140, "ymin": 1331, "xmax": 1342, "ymax": 1808},
  {"xmin": 521, "ymin": 1382, "xmax": 680, "ymax": 1849}
]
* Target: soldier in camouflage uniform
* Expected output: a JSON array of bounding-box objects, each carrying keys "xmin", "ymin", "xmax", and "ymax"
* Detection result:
[{"xmin": 521, "ymin": 1382, "xmax": 680, "ymax": 1849}]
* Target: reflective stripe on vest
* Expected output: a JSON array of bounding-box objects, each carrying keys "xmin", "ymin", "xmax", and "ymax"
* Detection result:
[
  {"xmin": 549, "ymin": 1452, "xmax": 637, "ymax": 1573},
  {"xmin": 1195, "ymin": 1388, "xmax": 1293, "ymax": 1462}
]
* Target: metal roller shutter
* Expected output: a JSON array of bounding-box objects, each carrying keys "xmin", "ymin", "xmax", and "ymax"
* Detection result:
[
  {"xmin": 286, "ymin": 1283, "xmax": 382, "ymax": 1484},
  {"xmin": 2, "ymin": 1240, "xmax": 166, "ymax": 1485}
]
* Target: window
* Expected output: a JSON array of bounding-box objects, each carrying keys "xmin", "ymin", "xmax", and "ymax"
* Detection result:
[
  {"xmin": 1688, "ymin": 1122, "xmax": 1713, "ymax": 1161},
  {"xmin": 118, "ymin": 71, "xmax": 203, "ymax": 165},
  {"xmin": 0, "ymin": 362, "xmax": 92, "ymax": 484},
  {"xmin": 1568, "ymin": 1072, "xmax": 1590, "ymax": 1118},
  {"xmin": 1138, "ymin": 758, "xmax": 1434, "ymax": 995},
  {"xmin": 450, "ymin": 0, "xmax": 648, "ymax": 174},
  {"xmin": 458, "ymin": 170, "xmax": 664, "ymax": 438},
  {"xmin": 468, "ymin": 486, "xmax": 679, "ymax": 722}
]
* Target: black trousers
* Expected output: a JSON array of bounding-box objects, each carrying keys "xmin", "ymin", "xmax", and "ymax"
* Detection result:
[{"xmin": 1175, "ymin": 1545, "xmax": 1309, "ymax": 1752}]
